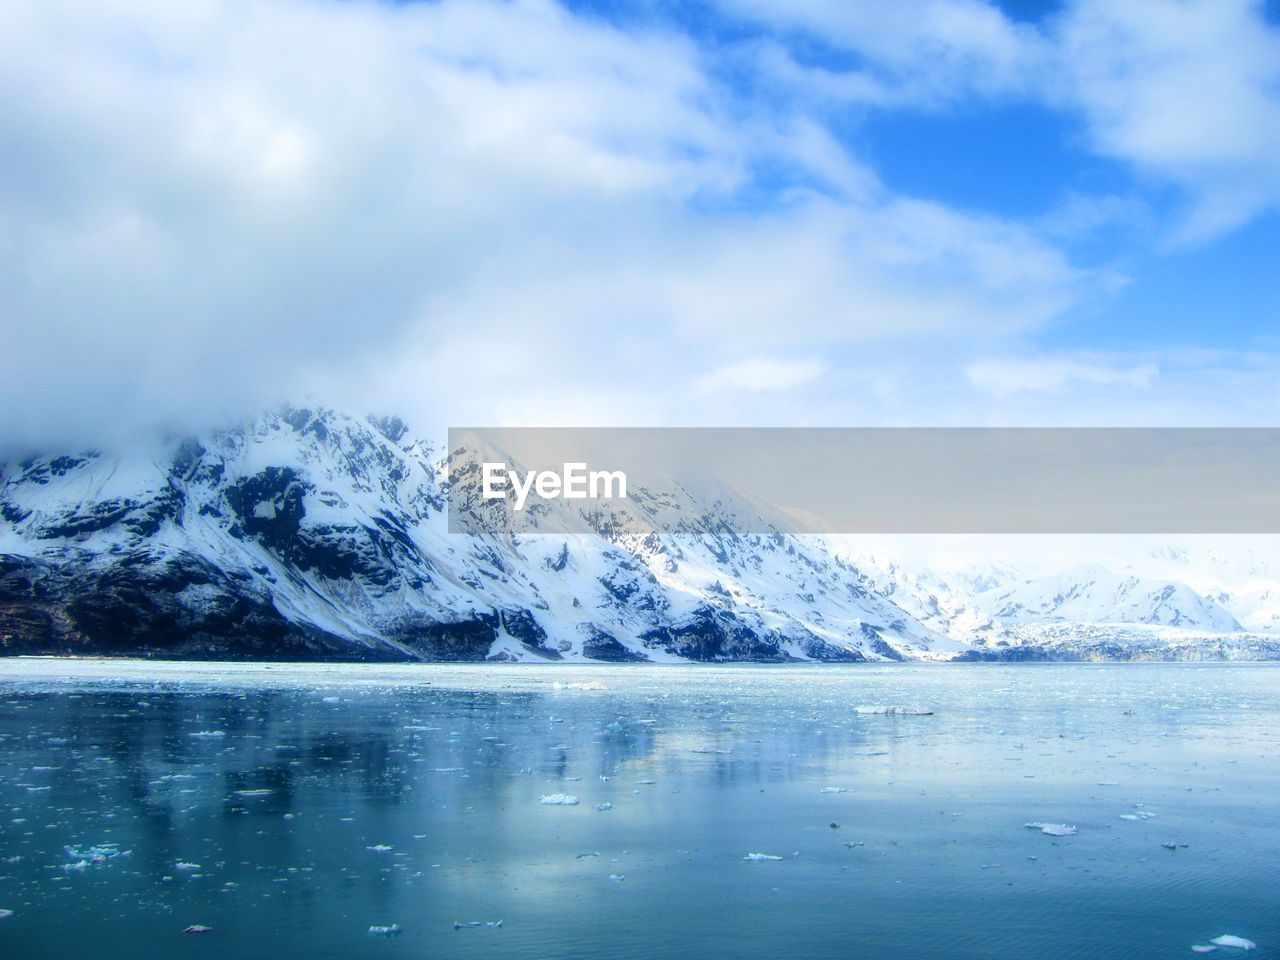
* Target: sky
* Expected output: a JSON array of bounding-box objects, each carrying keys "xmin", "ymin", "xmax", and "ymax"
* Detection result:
[{"xmin": 2, "ymin": 0, "xmax": 1279, "ymax": 452}]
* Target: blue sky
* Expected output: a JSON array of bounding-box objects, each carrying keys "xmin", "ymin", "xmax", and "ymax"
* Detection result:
[{"xmin": 1, "ymin": 0, "xmax": 1278, "ymax": 448}]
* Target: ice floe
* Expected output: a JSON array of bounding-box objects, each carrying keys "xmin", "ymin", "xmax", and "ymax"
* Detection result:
[
  {"xmin": 1025, "ymin": 823, "xmax": 1078, "ymax": 836},
  {"xmin": 743, "ymin": 852, "xmax": 784, "ymax": 861},
  {"xmin": 854, "ymin": 705, "xmax": 934, "ymax": 716},
  {"xmin": 1210, "ymin": 935, "xmax": 1257, "ymax": 950},
  {"xmin": 539, "ymin": 793, "xmax": 580, "ymax": 805}
]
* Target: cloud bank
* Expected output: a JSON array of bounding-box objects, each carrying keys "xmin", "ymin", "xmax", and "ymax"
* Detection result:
[{"xmin": 0, "ymin": 0, "xmax": 1277, "ymax": 450}]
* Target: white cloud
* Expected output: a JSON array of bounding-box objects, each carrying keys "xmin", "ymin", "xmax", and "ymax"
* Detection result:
[
  {"xmin": 737, "ymin": 0, "xmax": 1280, "ymax": 243},
  {"xmin": 694, "ymin": 357, "xmax": 826, "ymax": 395},
  {"xmin": 1053, "ymin": 0, "xmax": 1280, "ymax": 242},
  {"xmin": 0, "ymin": 0, "xmax": 1105, "ymax": 450},
  {"xmin": 966, "ymin": 355, "xmax": 1158, "ymax": 397},
  {"xmin": 724, "ymin": 0, "xmax": 1047, "ymax": 106}
]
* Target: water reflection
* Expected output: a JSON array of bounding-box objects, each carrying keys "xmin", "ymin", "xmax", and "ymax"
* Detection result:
[{"xmin": 0, "ymin": 664, "xmax": 1278, "ymax": 960}]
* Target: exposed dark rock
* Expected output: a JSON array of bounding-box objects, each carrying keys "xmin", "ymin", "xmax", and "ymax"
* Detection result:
[
  {"xmin": 640, "ymin": 606, "xmax": 791, "ymax": 662},
  {"xmin": 581, "ymin": 625, "xmax": 647, "ymax": 662}
]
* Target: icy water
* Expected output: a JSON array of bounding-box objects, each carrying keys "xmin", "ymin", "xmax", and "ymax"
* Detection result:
[{"xmin": 0, "ymin": 661, "xmax": 1277, "ymax": 959}]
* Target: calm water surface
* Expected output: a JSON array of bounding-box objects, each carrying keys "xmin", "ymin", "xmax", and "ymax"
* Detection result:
[{"xmin": 0, "ymin": 660, "xmax": 1276, "ymax": 959}]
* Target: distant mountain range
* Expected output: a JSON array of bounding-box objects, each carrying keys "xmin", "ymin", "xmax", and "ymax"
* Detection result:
[{"xmin": 2, "ymin": 406, "xmax": 1278, "ymax": 662}]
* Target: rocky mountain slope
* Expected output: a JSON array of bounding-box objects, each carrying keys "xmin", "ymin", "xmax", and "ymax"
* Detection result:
[
  {"xmin": 2, "ymin": 406, "xmax": 1277, "ymax": 662},
  {"xmin": 0, "ymin": 407, "xmax": 959, "ymax": 662}
]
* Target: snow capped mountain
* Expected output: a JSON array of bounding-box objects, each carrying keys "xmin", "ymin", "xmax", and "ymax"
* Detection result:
[
  {"xmin": 0, "ymin": 406, "xmax": 955, "ymax": 663},
  {"xmin": 1, "ymin": 406, "xmax": 1277, "ymax": 663},
  {"xmin": 977, "ymin": 563, "xmax": 1242, "ymax": 633}
]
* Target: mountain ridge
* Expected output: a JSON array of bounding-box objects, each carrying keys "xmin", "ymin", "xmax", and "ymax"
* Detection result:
[{"xmin": 2, "ymin": 406, "xmax": 1277, "ymax": 663}]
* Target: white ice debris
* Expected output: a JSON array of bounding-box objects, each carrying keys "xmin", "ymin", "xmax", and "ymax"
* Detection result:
[
  {"xmin": 743, "ymin": 852, "xmax": 784, "ymax": 861},
  {"xmin": 368, "ymin": 924, "xmax": 401, "ymax": 937},
  {"xmin": 366, "ymin": 845, "xmax": 393, "ymax": 852},
  {"xmin": 1210, "ymin": 935, "xmax": 1257, "ymax": 951},
  {"xmin": 1025, "ymin": 823, "xmax": 1078, "ymax": 836},
  {"xmin": 453, "ymin": 920, "xmax": 502, "ymax": 929},
  {"xmin": 235, "ymin": 789, "xmax": 273, "ymax": 797},
  {"xmin": 1192, "ymin": 947, "xmax": 1217, "ymax": 954},
  {"xmin": 594, "ymin": 802, "xmax": 615, "ymax": 811},
  {"xmin": 539, "ymin": 793, "xmax": 580, "ymax": 805},
  {"xmin": 183, "ymin": 925, "xmax": 212, "ymax": 934},
  {"xmin": 608, "ymin": 874, "xmax": 625, "ymax": 882},
  {"xmin": 174, "ymin": 861, "xmax": 202, "ymax": 871},
  {"xmin": 854, "ymin": 705, "xmax": 934, "ymax": 716},
  {"xmin": 0, "ymin": 909, "xmax": 13, "ymax": 920},
  {"xmin": 1119, "ymin": 808, "xmax": 1157, "ymax": 821},
  {"xmin": 820, "ymin": 787, "xmax": 849, "ymax": 794},
  {"xmin": 64, "ymin": 844, "xmax": 127, "ymax": 864}
]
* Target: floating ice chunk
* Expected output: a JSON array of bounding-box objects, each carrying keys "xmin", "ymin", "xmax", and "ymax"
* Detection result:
[
  {"xmin": 368, "ymin": 924, "xmax": 401, "ymax": 937},
  {"xmin": 1210, "ymin": 935, "xmax": 1257, "ymax": 950},
  {"xmin": 235, "ymin": 789, "xmax": 273, "ymax": 797},
  {"xmin": 595, "ymin": 802, "xmax": 615, "ymax": 812},
  {"xmin": 1162, "ymin": 842, "xmax": 1178, "ymax": 850},
  {"xmin": 1192, "ymin": 946, "xmax": 1217, "ymax": 954},
  {"xmin": 183, "ymin": 925, "xmax": 212, "ymax": 934},
  {"xmin": 0, "ymin": 909, "xmax": 13, "ymax": 919},
  {"xmin": 174, "ymin": 862, "xmax": 202, "ymax": 871},
  {"xmin": 1120, "ymin": 810, "xmax": 1157, "ymax": 821},
  {"xmin": 743, "ymin": 852, "xmax": 784, "ymax": 861},
  {"xmin": 854, "ymin": 705, "xmax": 933, "ymax": 716},
  {"xmin": 609, "ymin": 874, "xmax": 625, "ymax": 882},
  {"xmin": 190, "ymin": 730, "xmax": 226, "ymax": 738},
  {"xmin": 1025, "ymin": 823, "xmax": 1078, "ymax": 836},
  {"xmin": 64, "ymin": 844, "xmax": 126, "ymax": 863},
  {"xmin": 539, "ymin": 794, "xmax": 580, "ymax": 805},
  {"xmin": 820, "ymin": 787, "xmax": 848, "ymax": 794},
  {"xmin": 453, "ymin": 920, "xmax": 502, "ymax": 929},
  {"xmin": 366, "ymin": 845, "xmax": 393, "ymax": 853},
  {"xmin": 554, "ymin": 681, "xmax": 606, "ymax": 691}
]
